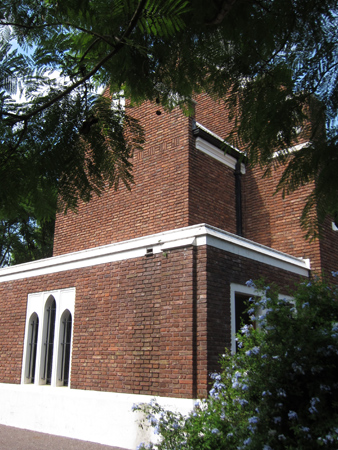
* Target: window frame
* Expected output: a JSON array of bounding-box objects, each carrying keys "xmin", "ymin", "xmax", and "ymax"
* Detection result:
[{"xmin": 21, "ymin": 288, "xmax": 75, "ymax": 387}]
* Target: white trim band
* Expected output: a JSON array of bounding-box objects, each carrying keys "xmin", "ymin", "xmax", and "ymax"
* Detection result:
[{"xmin": 0, "ymin": 224, "xmax": 310, "ymax": 282}]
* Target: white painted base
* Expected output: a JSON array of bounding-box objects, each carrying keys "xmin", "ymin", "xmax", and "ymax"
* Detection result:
[{"xmin": 0, "ymin": 384, "xmax": 195, "ymax": 449}]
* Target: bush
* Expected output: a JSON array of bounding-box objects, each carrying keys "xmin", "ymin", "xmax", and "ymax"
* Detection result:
[{"xmin": 134, "ymin": 275, "xmax": 338, "ymax": 449}]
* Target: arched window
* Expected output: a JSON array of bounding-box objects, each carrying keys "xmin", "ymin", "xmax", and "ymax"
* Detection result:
[
  {"xmin": 25, "ymin": 313, "xmax": 39, "ymax": 383},
  {"xmin": 58, "ymin": 310, "xmax": 72, "ymax": 386},
  {"xmin": 41, "ymin": 296, "xmax": 56, "ymax": 385},
  {"xmin": 22, "ymin": 288, "xmax": 75, "ymax": 387}
]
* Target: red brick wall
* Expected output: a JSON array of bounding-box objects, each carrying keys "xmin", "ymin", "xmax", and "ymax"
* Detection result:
[
  {"xmin": 53, "ymin": 96, "xmax": 241, "ymax": 256},
  {"xmin": 52, "ymin": 92, "xmax": 335, "ymax": 276},
  {"xmin": 194, "ymin": 93, "xmax": 234, "ymax": 139},
  {"xmin": 0, "ymin": 283, "xmax": 26, "ymax": 384},
  {"xmin": 71, "ymin": 247, "xmax": 198, "ymax": 397},
  {"xmin": 0, "ymin": 247, "xmax": 204, "ymax": 398},
  {"xmin": 0, "ymin": 244, "xmax": 306, "ymax": 398},
  {"xmin": 188, "ymin": 138, "xmax": 237, "ymax": 234},
  {"xmin": 53, "ymin": 102, "xmax": 191, "ymax": 256},
  {"xmin": 193, "ymin": 93, "xmax": 336, "ymax": 275},
  {"xmin": 242, "ymin": 164, "xmax": 323, "ymax": 273}
]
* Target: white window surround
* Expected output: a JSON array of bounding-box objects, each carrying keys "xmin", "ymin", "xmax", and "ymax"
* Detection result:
[
  {"xmin": 332, "ymin": 222, "xmax": 338, "ymax": 231},
  {"xmin": 195, "ymin": 122, "xmax": 241, "ymax": 154},
  {"xmin": 21, "ymin": 287, "xmax": 75, "ymax": 387},
  {"xmin": 195, "ymin": 121, "xmax": 310, "ymax": 165}
]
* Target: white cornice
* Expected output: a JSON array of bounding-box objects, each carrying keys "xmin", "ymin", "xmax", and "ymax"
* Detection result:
[
  {"xmin": 195, "ymin": 137, "xmax": 246, "ymax": 174},
  {"xmin": 0, "ymin": 224, "xmax": 310, "ymax": 282}
]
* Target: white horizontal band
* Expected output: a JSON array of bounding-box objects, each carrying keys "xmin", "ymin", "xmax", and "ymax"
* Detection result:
[{"xmin": 0, "ymin": 224, "xmax": 310, "ymax": 282}]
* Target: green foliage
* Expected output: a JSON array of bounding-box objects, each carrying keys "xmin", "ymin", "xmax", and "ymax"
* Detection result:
[
  {"xmin": 0, "ymin": 0, "xmax": 338, "ymax": 256},
  {"xmin": 0, "ymin": 215, "xmax": 54, "ymax": 267},
  {"xmin": 135, "ymin": 277, "xmax": 338, "ymax": 449}
]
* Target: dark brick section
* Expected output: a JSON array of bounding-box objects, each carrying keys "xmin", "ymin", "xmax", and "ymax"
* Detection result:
[{"xmin": 0, "ymin": 244, "xmax": 304, "ymax": 399}]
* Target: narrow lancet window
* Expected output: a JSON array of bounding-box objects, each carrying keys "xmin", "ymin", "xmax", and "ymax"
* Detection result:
[
  {"xmin": 42, "ymin": 297, "xmax": 56, "ymax": 385},
  {"xmin": 58, "ymin": 310, "xmax": 72, "ymax": 386},
  {"xmin": 26, "ymin": 313, "xmax": 39, "ymax": 383}
]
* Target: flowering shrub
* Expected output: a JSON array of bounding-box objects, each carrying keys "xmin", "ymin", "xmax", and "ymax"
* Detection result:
[{"xmin": 134, "ymin": 276, "xmax": 338, "ymax": 449}]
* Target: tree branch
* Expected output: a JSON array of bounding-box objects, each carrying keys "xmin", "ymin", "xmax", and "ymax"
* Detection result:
[
  {"xmin": 0, "ymin": 20, "xmax": 59, "ymax": 29},
  {"xmin": 311, "ymin": 61, "xmax": 338, "ymax": 94},
  {"xmin": 2, "ymin": 20, "xmax": 115, "ymax": 51},
  {"xmin": 2, "ymin": 0, "xmax": 148, "ymax": 125},
  {"xmin": 79, "ymin": 37, "xmax": 102, "ymax": 64},
  {"xmin": 64, "ymin": 22, "xmax": 115, "ymax": 47}
]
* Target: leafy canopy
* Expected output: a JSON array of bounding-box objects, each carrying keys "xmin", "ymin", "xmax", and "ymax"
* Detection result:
[{"xmin": 0, "ymin": 0, "xmax": 338, "ymax": 261}]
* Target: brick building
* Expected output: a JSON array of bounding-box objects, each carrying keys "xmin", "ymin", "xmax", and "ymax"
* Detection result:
[{"xmin": 0, "ymin": 94, "xmax": 337, "ymax": 449}]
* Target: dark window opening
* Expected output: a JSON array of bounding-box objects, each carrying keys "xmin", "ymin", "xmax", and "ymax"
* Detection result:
[
  {"xmin": 26, "ymin": 314, "xmax": 39, "ymax": 383},
  {"xmin": 235, "ymin": 293, "xmax": 254, "ymax": 351},
  {"xmin": 43, "ymin": 298, "xmax": 56, "ymax": 385},
  {"xmin": 59, "ymin": 311, "xmax": 72, "ymax": 386}
]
